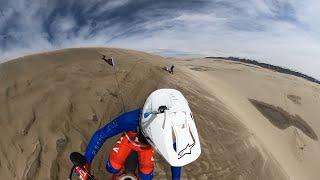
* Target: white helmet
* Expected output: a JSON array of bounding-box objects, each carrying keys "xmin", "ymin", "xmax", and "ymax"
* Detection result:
[{"xmin": 140, "ymin": 89, "xmax": 201, "ymax": 166}]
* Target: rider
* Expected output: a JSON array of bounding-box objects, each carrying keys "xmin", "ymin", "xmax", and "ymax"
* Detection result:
[{"xmin": 81, "ymin": 89, "xmax": 201, "ymax": 180}]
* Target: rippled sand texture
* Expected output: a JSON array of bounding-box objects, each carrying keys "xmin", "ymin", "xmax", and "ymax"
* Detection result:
[{"xmin": 0, "ymin": 48, "xmax": 319, "ymax": 180}]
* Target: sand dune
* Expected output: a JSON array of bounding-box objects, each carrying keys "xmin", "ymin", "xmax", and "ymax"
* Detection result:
[
  {"xmin": 175, "ymin": 59, "xmax": 320, "ymax": 180},
  {"xmin": 0, "ymin": 48, "xmax": 319, "ymax": 179}
]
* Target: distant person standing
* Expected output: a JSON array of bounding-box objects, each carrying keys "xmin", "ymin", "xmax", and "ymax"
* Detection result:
[{"xmin": 170, "ymin": 65, "xmax": 175, "ymax": 74}]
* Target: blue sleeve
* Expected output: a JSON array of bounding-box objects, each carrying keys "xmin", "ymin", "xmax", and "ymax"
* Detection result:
[
  {"xmin": 171, "ymin": 143, "xmax": 182, "ymax": 180},
  {"xmin": 84, "ymin": 109, "xmax": 141, "ymax": 163},
  {"xmin": 171, "ymin": 166, "xmax": 182, "ymax": 180}
]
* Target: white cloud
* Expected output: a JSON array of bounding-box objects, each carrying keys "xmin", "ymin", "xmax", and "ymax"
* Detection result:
[
  {"xmin": 96, "ymin": 0, "xmax": 131, "ymax": 14},
  {"xmin": 0, "ymin": 0, "xmax": 319, "ymax": 79}
]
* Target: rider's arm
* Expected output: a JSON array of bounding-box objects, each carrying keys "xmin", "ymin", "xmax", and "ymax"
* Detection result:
[
  {"xmin": 171, "ymin": 143, "xmax": 182, "ymax": 180},
  {"xmin": 171, "ymin": 166, "xmax": 182, "ymax": 180},
  {"xmin": 84, "ymin": 109, "xmax": 140, "ymax": 163}
]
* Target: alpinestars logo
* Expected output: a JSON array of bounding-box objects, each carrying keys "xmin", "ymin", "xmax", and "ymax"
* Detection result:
[{"xmin": 178, "ymin": 143, "xmax": 195, "ymax": 159}]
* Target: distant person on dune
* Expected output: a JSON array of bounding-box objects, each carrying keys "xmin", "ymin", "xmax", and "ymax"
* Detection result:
[
  {"xmin": 170, "ymin": 65, "xmax": 175, "ymax": 74},
  {"xmin": 74, "ymin": 89, "xmax": 201, "ymax": 180}
]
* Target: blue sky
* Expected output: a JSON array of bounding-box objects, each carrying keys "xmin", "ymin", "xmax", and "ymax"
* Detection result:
[{"xmin": 0, "ymin": 0, "xmax": 319, "ymax": 79}]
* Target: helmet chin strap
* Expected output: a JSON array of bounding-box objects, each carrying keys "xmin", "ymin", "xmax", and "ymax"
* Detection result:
[
  {"xmin": 137, "ymin": 121, "xmax": 150, "ymax": 145},
  {"xmin": 138, "ymin": 105, "xmax": 169, "ymax": 146}
]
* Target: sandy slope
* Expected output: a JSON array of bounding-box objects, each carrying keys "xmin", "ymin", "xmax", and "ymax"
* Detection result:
[
  {"xmin": 0, "ymin": 48, "xmax": 319, "ymax": 180},
  {"xmin": 175, "ymin": 59, "xmax": 320, "ymax": 180}
]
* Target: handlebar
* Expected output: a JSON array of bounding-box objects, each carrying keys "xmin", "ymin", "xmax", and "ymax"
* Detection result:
[{"xmin": 69, "ymin": 152, "xmax": 95, "ymax": 180}]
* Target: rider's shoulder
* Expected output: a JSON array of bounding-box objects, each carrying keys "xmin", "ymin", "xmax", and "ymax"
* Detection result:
[
  {"xmin": 116, "ymin": 108, "xmax": 141, "ymax": 131},
  {"xmin": 118, "ymin": 108, "xmax": 141, "ymax": 123},
  {"xmin": 121, "ymin": 108, "xmax": 141, "ymax": 118}
]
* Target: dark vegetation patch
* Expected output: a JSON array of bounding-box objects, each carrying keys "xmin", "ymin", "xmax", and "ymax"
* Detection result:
[
  {"xmin": 187, "ymin": 65, "xmax": 215, "ymax": 72},
  {"xmin": 206, "ymin": 57, "xmax": 320, "ymax": 85},
  {"xmin": 287, "ymin": 94, "xmax": 302, "ymax": 105},
  {"xmin": 249, "ymin": 99, "xmax": 318, "ymax": 140},
  {"xmin": 221, "ymin": 60, "xmax": 261, "ymax": 69},
  {"xmin": 189, "ymin": 66, "xmax": 212, "ymax": 71}
]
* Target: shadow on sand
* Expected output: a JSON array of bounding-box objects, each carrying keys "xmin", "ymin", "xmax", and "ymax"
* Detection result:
[{"xmin": 249, "ymin": 99, "xmax": 318, "ymax": 140}]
